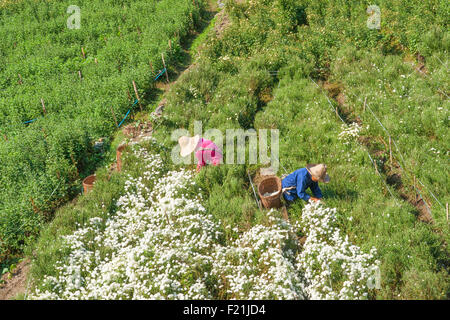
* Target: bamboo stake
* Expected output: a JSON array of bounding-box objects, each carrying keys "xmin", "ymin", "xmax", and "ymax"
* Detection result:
[
  {"xmin": 161, "ymin": 53, "xmax": 169, "ymax": 83},
  {"xmin": 30, "ymin": 197, "xmax": 39, "ymax": 214},
  {"xmin": 78, "ymin": 70, "xmax": 82, "ymax": 81},
  {"xmin": 389, "ymin": 136, "xmax": 392, "ymax": 166},
  {"xmin": 110, "ymin": 106, "xmax": 119, "ymax": 127},
  {"xmin": 164, "ymin": 211, "xmax": 171, "ymax": 225},
  {"xmin": 247, "ymin": 171, "xmax": 262, "ymax": 211},
  {"xmin": 413, "ymin": 176, "xmax": 417, "ymax": 202},
  {"xmin": 149, "ymin": 61, "xmax": 154, "ymax": 74},
  {"xmin": 445, "ymin": 202, "xmax": 448, "ymax": 222},
  {"xmin": 81, "ymin": 47, "xmax": 86, "ymax": 59},
  {"xmin": 168, "ymin": 39, "xmax": 172, "ymax": 50},
  {"xmin": 41, "ymin": 98, "xmax": 47, "ymax": 115},
  {"xmin": 132, "ymin": 80, "xmax": 143, "ymax": 111}
]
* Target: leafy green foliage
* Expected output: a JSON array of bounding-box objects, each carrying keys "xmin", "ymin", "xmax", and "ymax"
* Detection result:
[
  {"xmin": 0, "ymin": 0, "xmax": 208, "ymax": 265},
  {"xmin": 152, "ymin": 0, "xmax": 449, "ymax": 299}
]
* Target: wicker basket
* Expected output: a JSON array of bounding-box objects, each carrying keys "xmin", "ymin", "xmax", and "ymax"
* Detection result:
[
  {"xmin": 83, "ymin": 175, "xmax": 96, "ymax": 194},
  {"xmin": 258, "ymin": 176, "xmax": 282, "ymax": 209}
]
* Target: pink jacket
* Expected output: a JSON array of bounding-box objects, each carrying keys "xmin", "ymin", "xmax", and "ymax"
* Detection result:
[{"xmin": 195, "ymin": 138, "xmax": 222, "ymax": 171}]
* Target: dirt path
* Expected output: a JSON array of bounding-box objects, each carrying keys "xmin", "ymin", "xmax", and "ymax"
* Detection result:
[{"xmin": 0, "ymin": 259, "xmax": 30, "ymax": 300}]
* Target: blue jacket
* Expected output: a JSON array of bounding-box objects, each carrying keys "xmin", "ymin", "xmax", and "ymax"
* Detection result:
[{"xmin": 281, "ymin": 168, "xmax": 323, "ymax": 202}]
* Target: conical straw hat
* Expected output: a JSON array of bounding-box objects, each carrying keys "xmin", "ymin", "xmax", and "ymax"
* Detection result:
[
  {"xmin": 179, "ymin": 135, "xmax": 200, "ymax": 157},
  {"xmin": 306, "ymin": 163, "xmax": 330, "ymax": 183}
]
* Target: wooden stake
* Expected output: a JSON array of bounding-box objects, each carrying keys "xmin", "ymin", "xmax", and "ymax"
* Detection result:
[
  {"xmin": 30, "ymin": 197, "xmax": 39, "ymax": 214},
  {"xmin": 413, "ymin": 176, "xmax": 417, "ymax": 202},
  {"xmin": 132, "ymin": 80, "xmax": 143, "ymax": 111},
  {"xmin": 81, "ymin": 47, "xmax": 86, "ymax": 59},
  {"xmin": 389, "ymin": 136, "xmax": 392, "ymax": 165},
  {"xmin": 149, "ymin": 61, "xmax": 154, "ymax": 74},
  {"xmin": 281, "ymin": 206, "xmax": 289, "ymax": 222},
  {"xmin": 161, "ymin": 53, "xmax": 169, "ymax": 83},
  {"xmin": 110, "ymin": 106, "xmax": 119, "ymax": 127},
  {"xmin": 41, "ymin": 98, "xmax": 47, "ymax": 115},
  {"xmin": 445, "ymin": 202, "xmax": 449, "ymax": 222},
  {"xmin": 18, "ymin": 73, "xmax": 23, "ymax": 85},
  {"xmin": 164, "ymin": 211, "xmax": 171, "ymax": 225}
]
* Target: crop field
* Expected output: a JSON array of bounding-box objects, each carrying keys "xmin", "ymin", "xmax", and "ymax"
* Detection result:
[
  {"xmin": 0, "ymin": 0, "xmax": 206, "ymax": 264},
  {"xmin": 0, "ymin": 0, "xmax": 448, "ymax": 301}
]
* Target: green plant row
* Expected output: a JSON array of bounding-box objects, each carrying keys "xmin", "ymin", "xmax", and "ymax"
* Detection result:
[
  {"xmin": 0, "ymin": 0, "xmax": 208, "ymax": 267},
  {"xmin": 150, "ymin": 0, "xmax": 449, "ymax": 298},
  {"xmin": 328, "ymin": 47, "xmax": 449, "ymax": 225}
]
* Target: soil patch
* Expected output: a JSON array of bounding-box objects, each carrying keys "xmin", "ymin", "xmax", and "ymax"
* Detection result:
[
  {"xmin": 0, "ymin": 259, "xmax": 30, "ymax": 300},
  {"xmin": 214, "ymin": 9, "xmax": 231, "ymax": 38}
]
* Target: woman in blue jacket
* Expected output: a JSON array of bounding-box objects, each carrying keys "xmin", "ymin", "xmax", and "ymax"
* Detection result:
[{"xmin": 282, "ymin": 164, "xmax": 330, "ymax": 203}]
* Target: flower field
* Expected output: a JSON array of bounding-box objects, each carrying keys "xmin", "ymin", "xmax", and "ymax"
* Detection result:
[{"xmin": 29, "ymin": 142, "xmax": 378, "ymax": 300}]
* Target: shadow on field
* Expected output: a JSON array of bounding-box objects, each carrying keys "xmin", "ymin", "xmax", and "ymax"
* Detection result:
[{"xmin": 322, "ymin": 188, "xmax": 358, "ymax": 202}]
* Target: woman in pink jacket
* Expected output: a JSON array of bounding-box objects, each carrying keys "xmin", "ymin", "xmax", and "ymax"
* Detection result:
[{"xmin": 178, "ymin": 135, "xmax": 222, "ymax": 172}]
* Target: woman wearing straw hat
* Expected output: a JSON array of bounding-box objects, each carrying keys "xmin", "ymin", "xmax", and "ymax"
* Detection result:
[
  {"xmin": 281, "ymin": 164, "xmax": 330, "ymax": 204},
  {"xmin": 178, "ymin": 135, "xmax": 223, "ymax": 172}
]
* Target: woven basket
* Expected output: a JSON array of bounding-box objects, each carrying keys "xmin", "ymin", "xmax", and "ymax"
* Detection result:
[
  {"xmin": 83, "ymin": 175, "xmax": 96, "ymax": 194},
  {"xmin": 258, "ymin": 176, "xmax": 282, "ymax": 209}
]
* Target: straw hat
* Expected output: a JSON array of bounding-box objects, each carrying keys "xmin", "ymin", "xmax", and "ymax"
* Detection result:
[
  {"xmin": 178, "ymin": 135, "xmax": 201, "ymax": 157},
  {"xmin": 306, "ymin": 163, "xmax": 330, "ymax": 183}
]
